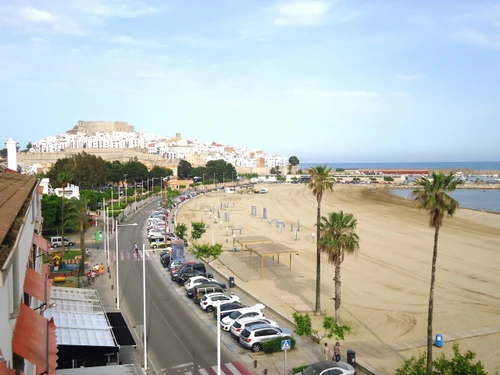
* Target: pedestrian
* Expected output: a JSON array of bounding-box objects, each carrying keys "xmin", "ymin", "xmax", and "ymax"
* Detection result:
[
  {"xmin": 334, "ymin": 342, "xmax": 341, "ymax": 362},
  {"xmin": 91, "ymin": 270, "xmax": 95, "ymax": 284},
  {"xmin": 87, "ymin": 271, "xmax": 91, "ymax": 285},
  {"xmin": 100, "ymin": 263, "xmax": 104, "ymax": 275},
  {"xmin": 323, "ymin": 342, "xmax": 331, "ymax": 361}
]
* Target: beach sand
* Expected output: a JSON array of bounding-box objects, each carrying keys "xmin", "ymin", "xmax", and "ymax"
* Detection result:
[{"xmin": 177, "ymin": 184, "xmax": 500, "ymax": 374}]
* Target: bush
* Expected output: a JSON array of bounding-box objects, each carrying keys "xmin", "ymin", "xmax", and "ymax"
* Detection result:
[
  {"xmin": 260, "ymin": 336, "xmax": 296, "ymax": 354},
  {"xmin": 292, "ymin": 365, "xmax": 308, "ymax": 373}
]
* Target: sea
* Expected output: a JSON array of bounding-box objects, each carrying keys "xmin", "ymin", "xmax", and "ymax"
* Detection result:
[
  {"xmin": 300, "ymin": 161, "xmax": 500, "ymax": 213},
  {"xmin": 301, "ymin": 161, "xmax": 500, "ymax": 171},
  {"xmin": 390, "ymin": 189, "xmax": 500, "ymax": 213}
]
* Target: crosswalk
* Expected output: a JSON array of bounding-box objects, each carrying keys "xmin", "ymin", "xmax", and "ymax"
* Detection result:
[
  {"xmin": 110, "ymin": 251, "xmax": 153, "ymax": 261},
  {"xmin": 181, "ymin": 361, "xmax": 253, "ymax": 375}
]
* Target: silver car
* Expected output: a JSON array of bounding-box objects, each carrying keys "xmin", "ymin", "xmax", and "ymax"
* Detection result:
[
  {"xmin": 239, "ymin": 323, "xmax": 292, "ymax": 352},
  {"xmin": 294, "ymin": 360, "xmax": 355, "ymax": 375}
]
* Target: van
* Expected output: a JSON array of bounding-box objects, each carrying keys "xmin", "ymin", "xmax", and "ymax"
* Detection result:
[
  {"xmin": 50, "ymin": 237, "xmax": 75, "ymax": 248},
  {"xmin": 193, "ymin": 284, "xmax": 226, "ymax": 303}
]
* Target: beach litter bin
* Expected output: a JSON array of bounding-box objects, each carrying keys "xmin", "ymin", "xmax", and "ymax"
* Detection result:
[
  {"xmin": 229, "ymin": 276, "xmax": 235, "ymax": 288},
  {"xmin": 96, "ymin": 231, "xmax": 103, "ymax": 241},
  {"xmin": 347, "ymin": 350, "xmax": 356, "ymax": 367},
  {"xmin": 435, "ymin": 334, "xmax": 443, "ymax": 347}
]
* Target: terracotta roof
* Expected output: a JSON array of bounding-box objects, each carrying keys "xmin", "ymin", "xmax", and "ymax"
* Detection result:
[
  {"xmin": 0, "ymin": 170, "xmax": 38, "ymax": 268},
  {"xmin": 12, "ymin": 304, "xmax": 58, "ymax": 375}
]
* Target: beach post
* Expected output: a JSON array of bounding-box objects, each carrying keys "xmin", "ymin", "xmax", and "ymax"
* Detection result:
[
  {"xmin": 295, "ymin": 230, "xmax": 298, "ymax": 241},
  {"xmin": 263, "ymin": 207, "xmax": 268, "ymax": 219},
  {"xmin": 226, "ymin": 226, "xmax": 229, "ymax": 236},
  {"xmin": 290, "ymin": 224, "xmax": 294, "ymax": 232},
  {"xmin": 220, "ymin": 221, "xmax": 223, "ymax": 229},
  {"xmin": 297, "ymin": 220, "xmax": 300, "ymax": 232},
  {"xmin": 312, "ymin": 233, "xmax": 315, "ymax": 243}
]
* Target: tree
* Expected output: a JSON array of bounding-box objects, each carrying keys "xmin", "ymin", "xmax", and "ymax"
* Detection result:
[
  {"xmin": 190, "ymin": 243, "xmax": 223, "ymax": 263},
  {"xmin": 174, "ymin": 223, "xmax": 188, "ymax": 241},
  {"xmin": 22, "ymin": 142, "xmax": 32, "ymax": 152},
  {"xmin": 288, "ymin": 156, "xmax": 300, "ymax": 174},
  {"xmin": 57, "ymin": 172, "xmax": 71, "ymax": 254},
  {"xmin": 41, "ymin": 194, "xmax": 62, "ymax": 229},
  {"xmin": 396, "ymin": 343, "xmax": 487, "ymax": 375},
  {"xmin": 190, "ymin": 221, "xmax": 206, "ymax": 242},
  {"xmin": 306, "ymin": 165, "xmax": 334, "ymax": 313},
  {"xmin": 318, "ymin": 211, "xmax": 360, "ymax": 322},
  {"xmin": 66, "ymin": 197, "xmax": 91, "ymax": 278},
  {"xmin": 178, "ymin": 160, "xmax": 192, "ymax": 179},
  {"xmin": 412, "ymin": 172, "xmax": 462, "ymax": 373},
  {"xmin": 292, "ymin": 311, "xmax": 351, "ymax": 342}
]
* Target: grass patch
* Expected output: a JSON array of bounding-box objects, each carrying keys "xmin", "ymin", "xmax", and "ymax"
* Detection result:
[{"xmin": 42, "ymin": 250, "xmax": 82, "ymax": 263}]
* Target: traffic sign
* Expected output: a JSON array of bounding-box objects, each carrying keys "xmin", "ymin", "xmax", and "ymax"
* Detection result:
[{"xmin": 281, "ymin": 339, "xmax": 291, "ymax": 351}]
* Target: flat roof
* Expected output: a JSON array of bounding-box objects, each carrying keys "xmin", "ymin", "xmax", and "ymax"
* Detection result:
[
  {"xmin": 236, "ymin": 236, "xmax": 274, "ymax": 245},
  {"xmin": 45, "ymin": 287, "xmax": 118, "ymax": 347},
  {"xmin": 245, "ymin": 242, "xmax": 299, "ymax": 256}
]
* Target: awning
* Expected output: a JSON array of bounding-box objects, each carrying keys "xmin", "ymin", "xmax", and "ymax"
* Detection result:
[
  {"xmin": 12, "ymin": 304, "xmax": 58, "ymax": 375},
  {"xmin": 106, "ymin": 312, "xmax": 136, "ymax": 346},
  {"xmin": 24, "ymin": 267, "xmax": 52, "ymax": 304},
  {"xmin": 32, "ymin": 233, "xmax": 50, "ymax": 253}
]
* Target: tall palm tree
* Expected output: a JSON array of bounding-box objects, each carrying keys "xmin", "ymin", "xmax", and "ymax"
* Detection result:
[
  {"xmin": 66, "ymin": 197, "xmax": 91, "ymax": 281},
  {"xmin": 306, "ymin": 165, "xmax": 334, "ymax": 313},
  {"xmin": 57, "ymin": 172, "xmax": 70, "ymax": 254},
  {"xmin": 412, "ymin": 172, "xmax": 462, "ymax": 374},
  {"xmin": 318, "ymin": 211, "xmax": 359, "ymax": 322}
]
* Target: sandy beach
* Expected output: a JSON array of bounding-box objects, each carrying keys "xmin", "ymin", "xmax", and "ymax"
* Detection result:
[{"xmin": 177, "ymin": 184, "xmax": 500, "ymax": 374}]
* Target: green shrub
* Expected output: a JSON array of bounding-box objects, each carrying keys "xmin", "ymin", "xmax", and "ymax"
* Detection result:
[
  {"xmin": 292, "ymin": 365, "xmax": 308, "ymax": 373},
  {"xmin": 260, "ymin": 336, "xmax": 296, "ymax": 354}
]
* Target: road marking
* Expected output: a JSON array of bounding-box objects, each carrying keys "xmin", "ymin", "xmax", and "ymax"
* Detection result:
[{"xmin": 171, "ymin": 362, "xmax": 194, "ymax": 369}]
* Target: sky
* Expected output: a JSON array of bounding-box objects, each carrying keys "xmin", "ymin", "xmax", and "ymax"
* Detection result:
[{"xmin": 0, "ymin": 0, "xmax": 499, "ymax": 163}]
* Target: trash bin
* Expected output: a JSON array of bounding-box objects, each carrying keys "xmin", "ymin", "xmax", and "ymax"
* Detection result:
[
  {"xmin": 229, "ymin": 276, "xmax": 235, "ymax": 288},
  {"xmin": 95, "ymin": 231, "xmax": 103, "ymax": 241},
  {"xmin": 435, "ymin": 334, "xmax": 443, "ymax": 347},
  {"xmin": 347, "ymin": 350, "xmax": 356, "ymax": 367}
]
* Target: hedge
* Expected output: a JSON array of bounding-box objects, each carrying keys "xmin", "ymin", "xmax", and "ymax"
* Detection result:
[
  {"xmin": 260, "ymin": 336, "xmax": 296, "ymax": 354},
  {"xmin": 292, "ymin": 365, "xmax": 308, "ymax": 373}
]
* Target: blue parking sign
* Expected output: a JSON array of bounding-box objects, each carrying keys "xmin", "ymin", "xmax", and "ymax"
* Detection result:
[{"xmin": 281, "ymin": 339, "xmax": 291, "ymax": 351}]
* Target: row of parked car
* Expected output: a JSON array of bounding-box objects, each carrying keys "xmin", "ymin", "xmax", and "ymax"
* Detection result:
[{"xmin": 159, "ymin": 254, "xmax": 293, "ymax": 353}]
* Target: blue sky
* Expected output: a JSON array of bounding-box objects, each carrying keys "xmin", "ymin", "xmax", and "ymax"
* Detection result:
[{"xmin": 0, "ymin": 0, "xmax": 499, "ymax": 163}]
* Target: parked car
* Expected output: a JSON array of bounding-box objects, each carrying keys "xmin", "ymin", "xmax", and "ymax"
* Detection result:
[
  {"xmin": 220, "ymin": 304, "xmax": 265, "ymax": 331},
  {"xmin": 199, "ymin": 293, "xmax": 241, "ymax": 312},
  {"xmin": 293, "ymin": 361, "xmax": 356, "ymax": 375},
  {"xmin": 50, "ymin": 236, "xmax": 75, "ymax": 248},
  {"xmin": 213, "ymin": 303, "xmax": 250, "ymax": 321},
  {"xmin": 211, "ymin": 302, "xmax": 245, "ymax": 317},
  {"xmin": 185, "ymin": 277, "xmax": 226, "ymax": 291},
  {"xmin": 168, "ymin": 258, "xmax": 184, "ymax": 271},
  {"xmin": 170, "ymin": 261, "xmax": 195, "ymax": 275},
  {"xmin": 171, "ymin": 262, "xmax": 206, "ymax": 281},
  {"xmin": 230, "ymin": 317, "xmax": 279, "ymax": 338},
  {"xmin": 239, "ymin": 323, "xmax": 293, "ymax": 352},
  {"xmin": 159, "ymin": 252, "xmax": 171, "ymax": 268},
  {"xmin": 192, "ymin": 283, "xmax": 229, "ymax": 302},
  {"xmin": 176, "ymin": 269, "xmax": 212, "ymax": 285}
]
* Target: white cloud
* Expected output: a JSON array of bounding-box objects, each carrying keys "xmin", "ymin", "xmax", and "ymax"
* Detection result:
[
  {"xmin": 106, "ymin": 35, "xmax": 164, "ymax": 48},
  {"xmin": 290, "ymin": 88, "xmax": 381, "ymax": 98},
  {"xmin": 272, "ymin": 0, "xmax": 333, "ymax": 26},
  {"xmin": 394, "ymin": 74, "xmax": 424, "ymax": 81},
  {"xmin": 21, "ymin": 7, "xmax": 56, "ymax": 23},
  {"xmin": 136, "ymin": 70, "xmax": 168, "ymax": 80}
]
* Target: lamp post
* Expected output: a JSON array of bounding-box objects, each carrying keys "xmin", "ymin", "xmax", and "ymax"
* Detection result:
[
  {"xmin": 142, "ymin": 243, "xmax": 148, "ymax": 371},
  {"xmin": 217, "ymin": 301, "xmax": 221, "ymax": 375},
  {"xmin": 213, "ymin": 173, "xmax": 217, "ymax": 189},
  {"xmin": 115, "ymin": 222, "xmax": 138, "ymax": 309}
]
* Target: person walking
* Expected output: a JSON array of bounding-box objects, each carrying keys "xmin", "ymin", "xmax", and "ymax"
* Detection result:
[
  {"xmin": 323, "ymin": 342, "xmax": 331, "ymax": 361},
  {"xmin": 334, "ymin": 342, "xmax": 341, "ymax": 362}
]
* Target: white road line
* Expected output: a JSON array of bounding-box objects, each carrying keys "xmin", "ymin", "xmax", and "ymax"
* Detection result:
[
  {"xmin": 171, "ymin": 362, "xmax": 194, "ymax": 369},
  {"xmin": 225, "ymin": 363, "xmax": 242, "ymax": 375}
]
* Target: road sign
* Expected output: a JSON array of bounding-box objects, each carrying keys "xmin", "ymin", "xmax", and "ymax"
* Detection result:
[{"xmin": 281, "ymin": 339, "xmax": 291, "ymax": 351}]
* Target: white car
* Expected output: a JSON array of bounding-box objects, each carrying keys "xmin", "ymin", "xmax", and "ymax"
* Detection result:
[
  {"xmin": 184, "ymin": 276, "xmax": 209, "ymax": 290},
  {"xmin": 147, "ymin": 230, "xmax": 165, "ymax": 238},
  {"xmin": 199, "ymin": 293, "xmax": 241, "ymax": 312},
  {"xmin": 230, "ymin": 317, "xmax": 279, "ymax": 338},
  {"xmin": 220, "ymin": 304, "xmax": 265, "ymax": 331}
]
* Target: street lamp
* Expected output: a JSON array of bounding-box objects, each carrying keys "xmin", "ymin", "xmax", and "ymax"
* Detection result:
[
  {"xmin": 115, "ymin": 222, "xmax": 138, "ymax": 309},
  {"xmin": 142, "ymin": 243, "xmax": 148, "ymax": 371},
  {"xmin": 213, "ymin": 173, "xmax": 217, "ymax": 189}
]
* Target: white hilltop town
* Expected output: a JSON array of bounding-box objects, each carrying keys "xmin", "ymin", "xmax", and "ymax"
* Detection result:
[{"xmin": 20, "ymin": 120, "xmax": 292, "ymax": 175}]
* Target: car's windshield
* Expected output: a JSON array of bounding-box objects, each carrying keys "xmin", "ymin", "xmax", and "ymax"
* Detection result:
[{"xmin": 229, "ymin": 311, "xmax": 242, "ymax": 319}]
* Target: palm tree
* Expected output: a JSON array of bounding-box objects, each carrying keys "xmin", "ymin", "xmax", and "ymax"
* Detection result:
[
  {"xmin": 57, "ymin": 172, "xmax": 70, "ymax": 254},
  {"xmin": 306, "ymin": 165, "xmax": 334, "ymax": 313},
  {"xmin": 412, "ymin": 172, "xmax": 462, "ymax": 374},
  {"xmin": 318, "ymin": 211, "xmax": 359, "ymax": 322},
  {"xmin": 66, "ymin": 197, "xmax": 91, "ymax": 282}
]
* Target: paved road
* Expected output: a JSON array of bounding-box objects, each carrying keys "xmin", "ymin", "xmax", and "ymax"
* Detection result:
[{"xmin": 115, "ymin": 201, "xmax": 243, "ymax": 375}]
